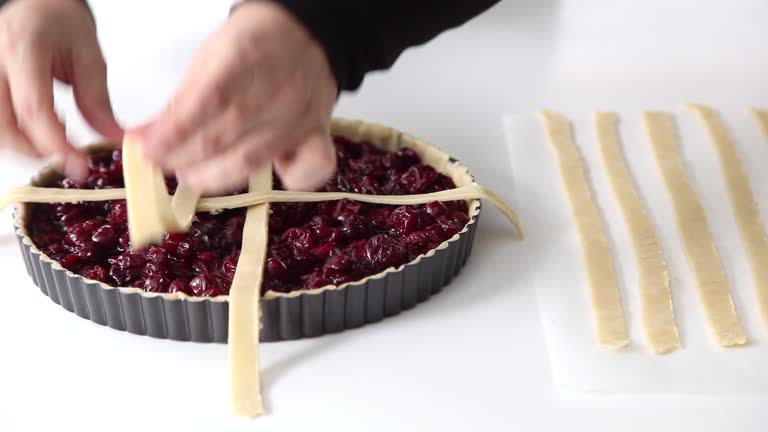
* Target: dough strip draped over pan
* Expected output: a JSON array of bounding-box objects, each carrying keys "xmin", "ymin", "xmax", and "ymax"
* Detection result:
[
  {"xmin": 0, "ymin": 185, "xmax": 522, "ymax": 238},
  {"xmin": 122, "ymin": 135, "xmax": 201, "ymax": 250},
  {"xmin": 228, "ymin": 169, "xmax": 271, "ymax": 417}
]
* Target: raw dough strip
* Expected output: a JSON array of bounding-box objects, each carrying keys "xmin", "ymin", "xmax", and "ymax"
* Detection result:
[
  {"xmin": 539, "ymin": 110, "xmax": 629, "ymax": 350},
  {"xmin": 1, "ymin": 184, "xmax": 522, "ymax": 237},
  {"xmin": 688, "ymin": 104, "xmax": 768, "ymax": 333},
  {"xmin": 594, "ymin": 112, "xmax": 680, "ymax": 354},
  {"xmin": 202, "ymin": 184, "xmax": 521, "ymax": 234},
  {"xmin": 121, "ymin": 135, "xmax": 200, "ymax": 249},
  {"xmin": 643, "ymin": 111, "xmax": 747, "ymax": 347},
  {"xmin": 171, "ymin": 184, "xmax": 201, "ymax": 232},
  {"xmin": 0, "ymin": 187, "xmax": 125, "ymax": 208},
  {"xmin": 750, "ymin": 108, "xmax": 768, "ymax": 140},
  {"xmin": 229, "ymin": 167, "xmax": 271, "ymax": 417}
]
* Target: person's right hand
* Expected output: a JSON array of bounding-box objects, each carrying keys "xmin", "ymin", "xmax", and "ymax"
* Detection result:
[{"xmin": 0, "ymin": 0, "xmax": 122, "ymax": 180}]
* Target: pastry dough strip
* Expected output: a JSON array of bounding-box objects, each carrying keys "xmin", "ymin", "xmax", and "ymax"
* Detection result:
[
  {"xmin": 594, "ymin": 112, "xmax": 680, "ymax": 354},
  {"xmin": 643, "ymin": 111, "xmax": 747, "ymax": 347},
  {"xmin": 750, "ymin": 108, "xmax": 768, "ymax": 140},
  {"xmin": 0, "ymin": 184, "xmax": 522, "ymax": 237},
  {"xmin": 539, "ymin": 110, "xmax": 629, "ymax": 350},
  {"xmin": 688, "ymin": 104, "xmax": 768, "ymax": 333},
  {"xmin": 229, "ymin": 167, "xmax": 270, "ymax": 417},
  {"xmin": 121, "ymin": 135, "xmax": 200, "ymax": 249}
]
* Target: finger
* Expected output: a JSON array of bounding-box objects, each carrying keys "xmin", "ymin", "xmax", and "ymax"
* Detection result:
[
  {"xmin": 7, "ymin": 45, "xmax": 88, "ymax": 180},
  {"xmin": 70, "ymin": 42, "xmax": 123, "ymax": 140},
  {"xmin": 157, "ymin": 103, "xmax": 255, "ymax": 170},
  {"xmin": 175, "ymin": 129, "xmax": 283, "ymax": 195},
  {"xmin": 0, "ymin": 77, "xmax": 40, "ymax": 158},
  {"xmin": 273, "ymin": 129, "xmax": 336, "ymax": 191},
  {"xmin": 142, "ymin": 46, "xmax": 251, "ymax": 163}
]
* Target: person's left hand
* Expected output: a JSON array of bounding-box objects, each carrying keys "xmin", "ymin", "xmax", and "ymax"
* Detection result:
[{"xmin": 136, "ymin": 1, "xmax": 338, "ymax": 194}]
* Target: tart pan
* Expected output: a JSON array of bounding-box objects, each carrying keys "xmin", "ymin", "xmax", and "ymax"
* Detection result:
[{"xmin": 13, "ymin": 119, "xmax": 482, "ymax": 342}]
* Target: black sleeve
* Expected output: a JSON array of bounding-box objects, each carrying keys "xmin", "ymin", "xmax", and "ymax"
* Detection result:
[{"xmin": 271, "ymin": 0, "xmax": 501, "ymax": 92}]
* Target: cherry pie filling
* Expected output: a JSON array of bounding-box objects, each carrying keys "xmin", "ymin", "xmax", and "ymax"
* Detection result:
[{"xmin": 27, "ymin": 137, "xmax": 470, "ymax": 297}]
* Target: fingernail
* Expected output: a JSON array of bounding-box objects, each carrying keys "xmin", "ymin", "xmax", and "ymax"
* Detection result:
[{"xmin": 64, "ymin": 155, "xmax": 89, "ymax": 182}]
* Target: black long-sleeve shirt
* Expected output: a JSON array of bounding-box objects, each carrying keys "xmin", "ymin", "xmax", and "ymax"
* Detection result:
[
  {"xmin": 0, "ymin": 0, "xmax": 501, "ymax": 91},
  {"xmin": 270, "ymin": 1, "xmax": 502, "ymax": 91}
]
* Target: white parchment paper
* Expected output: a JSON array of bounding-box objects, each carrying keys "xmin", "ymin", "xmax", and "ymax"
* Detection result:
[{"xmin": 504, "ymin": 106, "xmax": 768, "ymax": 395}]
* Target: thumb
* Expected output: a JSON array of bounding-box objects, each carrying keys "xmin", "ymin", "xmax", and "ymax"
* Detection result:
[
  {"xmin": 274, "ymin": 130, "xmax": 337, "ymax": 191},
  {"xmin": 71, "ymin": 43, "xmax": 123, "ymax": 141}
]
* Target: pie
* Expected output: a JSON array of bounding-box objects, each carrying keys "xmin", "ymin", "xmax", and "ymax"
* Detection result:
[{"xmin": 11, "ymin": 119, "xmax": 520, "ymax": 342}]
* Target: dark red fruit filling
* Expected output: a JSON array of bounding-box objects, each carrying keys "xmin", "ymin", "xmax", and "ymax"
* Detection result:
[{"xmin": 28, "ymin": 137, "xmax": 470, "ymax": 297}]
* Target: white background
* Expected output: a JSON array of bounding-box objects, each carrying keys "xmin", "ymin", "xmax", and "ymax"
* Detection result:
[{"xmin": 1, "ymin": 1, "xmax": 767, "ymax": 431}]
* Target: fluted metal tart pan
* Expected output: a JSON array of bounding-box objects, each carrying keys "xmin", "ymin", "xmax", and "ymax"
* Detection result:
[{"xmin": 13, "ymin": 118, "xmax": 482, "ymax": 342}]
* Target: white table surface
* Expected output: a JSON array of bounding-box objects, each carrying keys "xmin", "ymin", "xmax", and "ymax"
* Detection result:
[{"xmin": 1, "ymin": 1, "xmax": 767, "ymax": 431}]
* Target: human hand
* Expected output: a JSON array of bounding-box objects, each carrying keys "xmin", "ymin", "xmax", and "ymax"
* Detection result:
[
  {"xmin": 138, "ymin": 1, "xmax": 338, "ymax": 195},
  {"xmin": 0, "ymin": 0, "xmax": 122, "ymax": 179}
]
